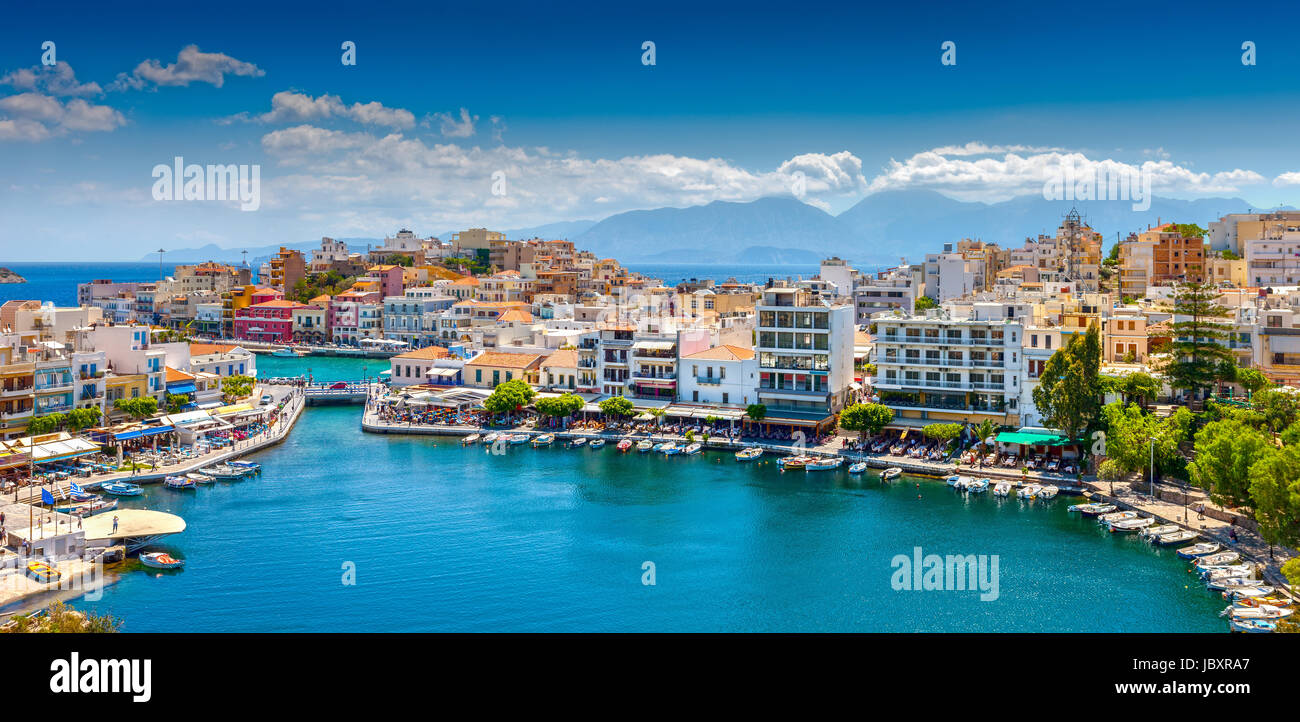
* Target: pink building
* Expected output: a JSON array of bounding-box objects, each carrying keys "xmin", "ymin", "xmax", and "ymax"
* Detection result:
[{"xmin": 233, "ymin": 299, "xmax": 304, "ymax": 344}]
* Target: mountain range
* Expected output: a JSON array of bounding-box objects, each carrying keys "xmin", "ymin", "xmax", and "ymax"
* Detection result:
[{"xmin": 154, "ymin": 191, "xmax": 1285, "ymax": 267}]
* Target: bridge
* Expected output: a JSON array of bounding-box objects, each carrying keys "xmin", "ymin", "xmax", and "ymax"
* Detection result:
[{"xmin": 304, "ymin": 383, "xmax": 373, "ymax": 406}]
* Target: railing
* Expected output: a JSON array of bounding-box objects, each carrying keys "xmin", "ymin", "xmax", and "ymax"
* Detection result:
[{"xmin": 696, "ymin": 376, "xmax": 724, "ymax": 385}]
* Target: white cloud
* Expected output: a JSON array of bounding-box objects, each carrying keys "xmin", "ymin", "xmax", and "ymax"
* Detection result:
[
  {"xmin": 866, "ymin": 145, "xmax": 1266, "ymax": 201},
  {"xmin": 249, "ymin": 91, "xmax": 415, "ymax": 129},
  {"xmin": 928, "ymin": 142, "xmax": 1063, "ymax": 156},
  {"xmin": 1273, "ymin": 172, "xmax": 1300, "ymax": 187},
  {"xmin": 111, "ymin": 45, "xmax": 264, "ymax": 90},
  {"xmin": 0, "ymin": 90, "xmax": 125, "ymax": 142},
  {"xmin": 426, "ymin": 108, "xmax": 478, "ymax": 138},
  {"xmin": 1, "ymin": 61, "xmax": 102, "ymax": 96}
]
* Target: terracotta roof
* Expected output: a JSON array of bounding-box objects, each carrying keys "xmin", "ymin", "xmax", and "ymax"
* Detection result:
[
  {"xmin": 466, "ymin": 351, "xmax": 545, "ymax": 369},
  {"xmin": 497, "ymin": 308, "xmax": 534, "ymax": 324},
  {"xmin": 252, "ymin": 300, "xmax": 306, "ymax": 309},
  {"xmin": 309, "ymin": 294, "xmax": 332, "ymax": 304},
  {"xmin": 164, "ymin": 367, "xmax": 194, "ymax": 383},
  {"xmin": 189, "ymin": 342, "xmax": 238, "ymax": 356},
  {"xmin": 394, "ymin": 346, "xmax": 452, "ymax": 361},
  {"xmin": 450, "ymin": 276, "xmax": 480, "ymax": 286},
  {"xmin": 681, "ymin": 344, "xmax": 755, "ymax": 361},
  {"xmin": 542, "ymin": 349, "xmax": 579, "ymax": 368}
]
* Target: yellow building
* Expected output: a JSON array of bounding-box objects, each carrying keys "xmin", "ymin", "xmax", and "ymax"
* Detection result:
[
  {"xmin": 1205, "ymin": 255, "xmax": 1246, "ymax": 288},
  {"xmin": 464, "ymin": 351, "xmax": 544, "ymax": 388},
  {"xmin": 0, "ymin": 350, "xmax": 35, "ymax": 440},
  {"xmin": 104, "ymin": 373, "xmax": 149, "ymax": 417}
]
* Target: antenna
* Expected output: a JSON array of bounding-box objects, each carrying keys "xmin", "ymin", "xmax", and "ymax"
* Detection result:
[{"xmin": 156, "ymin": 248, "xmax": 166, "ymax": 282}]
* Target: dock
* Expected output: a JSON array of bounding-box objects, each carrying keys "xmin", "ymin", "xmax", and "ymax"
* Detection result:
[{"xmin": 81, "ymin": 510, "xmax": 187, "ymax": 552}]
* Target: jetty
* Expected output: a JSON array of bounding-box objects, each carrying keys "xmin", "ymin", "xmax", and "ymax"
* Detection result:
[{"xmin": 81, "ymin": 510, "xmax": 186, "ymax": 552}]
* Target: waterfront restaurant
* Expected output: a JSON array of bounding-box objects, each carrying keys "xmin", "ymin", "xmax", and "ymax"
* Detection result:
[{"xmin": 993, "ymin": 427, "xmax": 1081, "ymax": 463}]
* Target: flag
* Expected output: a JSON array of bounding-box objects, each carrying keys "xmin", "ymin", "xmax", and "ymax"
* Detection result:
[
  {"xmin": 40, "ymin": 488, "xmax": 55, "ymax": 505},
  {"xmin": 70, "ymin": 482, "xmax": 84, "ymax": 495}
]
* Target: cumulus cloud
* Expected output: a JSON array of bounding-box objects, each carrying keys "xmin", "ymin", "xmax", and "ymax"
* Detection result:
[
  {"xmin": 1, "ymin": 61, "xmax": 102, "ymax": 96},
  {"xmin": 0, "ymin": 90, "xmax": 125, "ymax": 142},
  {"xmin": 866, "ymin": 145, "xmax": 1266, "ymax": 201},
  {"xmin": 249, "ymin": 91, "xmax": 415, "ymax": 129},
  {"xmin": 928, "ymin": 142, "xmax": 1063, "ymax": 156},
  {"xmin": 111, "ymin": 45, "xmax": 264, "ymax": 90},
  {"xmin": 1273, "ymin": 172, "xmax": 1300, "ymax": 187},
  {"xmin": 428, "ymin": 108, "xmax": 478, "ymax": 138}
]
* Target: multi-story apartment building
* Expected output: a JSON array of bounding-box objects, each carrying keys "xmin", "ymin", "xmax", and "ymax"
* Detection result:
[
  {"xmin": 852, "ymin": 264, "xmax": 922, "ymax": 322},
  {"xmin": 1103, "ymin": 310, "xmax": 1148, "ymax": 363},
  {"xmin": 1242, "ymin": 223, "xmax": 1300, "ymax": 287},
  {"xmin": 88, "ymin": 325, "xmax": 168, "ymax": 403},
  {"xmin": 1018, "ymin": 325, "xmax": 1062, "ymax": 428},
  {"xmin": 754, "ymin": 286, "xmax": 855, "ymax": 425},
  {"xmin": 1119, "ymin": 223, "xmax": 1205, "ymax": 297},
  {"xmin": 677, "ymin": 344, "xmax": 757, "ymax": 407},
  {"xmin": 187, "ymin": 342, "xmax": 257, "ymax": 380},
  {"xmin": 0, "ymin": 343, "xmax": 35, "ymax": 439},
  {"xmin": 383, "ymin": 290, "xmax": 456, "ymax": 348},
  {"xmin": 267, "ymin": 247, "xmax": 307, "ymax": 293},
  {"xmin": 924, "ymin": 246, "xmax": 984, "ymax": 301},
  {"xmin": 233, "ymin": 300, "xmax": 304, "ymax": 344},
  {"xmin": 292, "ymin": 303, "xmax": 328, "ymax": 344}
]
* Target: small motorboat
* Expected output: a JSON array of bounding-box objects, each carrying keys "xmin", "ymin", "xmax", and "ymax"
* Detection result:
[
  {"xmin": 1228, "ymin": 618, "xmax": 1276, "ymax": 633},
  {"xmin": 1108, "ymin": 517, "xmax": 1154, "ymax": 533},
  {"xmin": 1037, "ymin": 485, "xmax": 1059, "ymax": 500},
  {"xmin": 881, "ymin": 467, "xmax": 902, "ymax": 481},
  {"xmin": 227, "ymin": 460, "xmax": 261, "ymax": 473},
  {"xmin": 945, "ymin": 475, "xmax": 962, "ymax": 487},
  {"xmin": 849, "ymin": 462, "xmax": 868, "ymax": 474},
  {"xmin": 1231, "ymin": 595, "xmax": 1292, "ymax": 609},
  {"xmin": 966, "ymin": 478, "xmax": 989, "ymax": 493},
  {"xmin": 1098, "ymin": 510, "xmax": 1138, "ymax": 524},
  {"xmin": 1068, "ymin": 502, "xmax": 1114, "ymax": 515},
  {"xmin": 617, "ymin": 439, "xmax": 633, "ymax": 452},
  {"xmin": 462, "ymin": 433, "xmax": 481, "ymax": 445},
  {"xmin": 735, "ymin": 447, "xmax": 763, "ymax": 461},
  {"xmin": 1209, "ymin": 576, "xmax": 1266, "ymax": 592},
  {"xmin": 1195, "ymin": 551, "xmax": 1241, "ymax": 568},
  {"xmin": 1176, "ymin": 542, "xmax": 1221, "ymax": 559},
  {"xmin": 1140, "ymin": 524, "xmax": 1181, "ymax": 539},
  {"xmin": 508, "ymin": 434, "xmax": 530, "ymax": 445},
  {"xmin": 1155, "ymin": 530, "xmax": 1198, "ymax": 546},
  {"xmin": 805, "ymin": 457, "xmax": 843, "ymax": 471},
  {"xmin": 1225, "ymin": 586, "xmax": 1277, "ymax": 600},
  {"xmin": 570, "ymin": 437, "xmax": 587, "ymax": 448},
  {"xmin": 101, "ymin": 482, "xmax": 143, "ymax": 496},
  {"xmin": 993, "ymin": 480, "xmax": 1012, "ymax": 497},
  {"xmin": 1018, "ymin": 484, "xmax": 1042, "ymax": 499},
  {"xmin": 636, "ymin": 440, "xmax": 654, "ymax": 453},
  {"xmin": 589, "ymin": 438, "xmax": 605, "ymax": 449},
  {"xmin": 531, "ymin": 434, "xmax": 555, "ymax": 447},
  {"xmin": 682, "ymin": 443, "xmax": 702, "ymax": 455},
  {"xmin": 658, "ymin": 442, "xmax": 681, "ymax": 455},
  {"xmin": 482, "ymin": 432, "xmax": 500, "ymax": 445},
  {"xmin": 139, "ymin": 552, "xmax": 185, "ymax": 570},
  {"xmin": 164, "ymin": 476, "xmax": 196, "ymax": 490},
  {"xmin": 26, "ymin": 560, "xmax": 60, "ymax": 584},
  {"xmin": 271, "ymin": 347, "xmax": 298, "ymax": 357},
  {"xmin": 778, "ymin": 455, "xmax": 814, "ymax": 470},
  {"xmin": 203, "ymin": 466, "xmax": 243, "ymax": 480},
  {"xmin": 1201, "ymin": 564, "xmax": 1256, "ymax": 580}
]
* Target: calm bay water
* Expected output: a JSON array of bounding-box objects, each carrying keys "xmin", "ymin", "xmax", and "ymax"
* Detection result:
[{"xmin": 75, "ymin": 360, "xmax": 1225, "ymax": 632}]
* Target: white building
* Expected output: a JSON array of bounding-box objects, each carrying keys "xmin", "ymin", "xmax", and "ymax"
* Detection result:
[
  {"xmin": 677, "ymin": 344, "xmax": 757, "ymax": 407},
  {"xmin": 754, "ymin": 286, "xmax": 855, "ymax": 424},
  {"xmin": 924, "ymin": 247, "xmax": 984, "ymax": 301}
]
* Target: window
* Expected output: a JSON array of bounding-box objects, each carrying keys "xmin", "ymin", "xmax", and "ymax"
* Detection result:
[{"xmin": 722, "ymin": 392, "xmax": 729, "ymax": 404}]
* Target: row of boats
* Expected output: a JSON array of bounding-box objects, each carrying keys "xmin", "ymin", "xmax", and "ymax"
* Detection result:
[
  {"xmin": 26, "ymin": 550, "xmax": 185, "ymax": 585},
  {"xmin": 946, "ymin": 476, "xmax": 1060, "ymax": 499},
  {"xmin": 93, "ymin": 460, "xmax": 263, "ymax": 496}
]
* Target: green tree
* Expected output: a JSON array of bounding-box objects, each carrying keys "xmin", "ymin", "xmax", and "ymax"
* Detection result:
[
  {"xmin": 1097, "ymin": 458, "xmax": 1126, "ymax": 495},
  {"xmin": 1251, "ymin": 388, "xmax": 1298, "ymax": 433},
  {"xmin": 535, "ymin": 393, "xmax": 584, "ymax": 419},
  {"xmin": 599, "ymin": 396, "xmax": 635, "ymax": 418},
  {"xmin": 1187, "ymin": 418, "xmax": 1272, "ymax": 510},
  {"xmin": 220, "ymin": 374, "xmax": 255, "ymax": 402},
  {"xmin": 1154, "ymin": 281, "xmax": 1234, "ymax": 398},
  {"xmin": 1033, "ymin": 324, "xmax": 1103, "ymax": 442},
  {"xmin": 922, "ymin": 423, "xmax": 963, "ymax": 443},
  {"xmin": 744, "ymin": 403, "xmax": 767, "ymax": 422},
  {"xmin": 483, "ymin": 379, "xmax": 536, "ymax": 417},
  {"xmin": 165, "ymin": 393, "xmax": 190, "ymax": 414},
  {"xmin": 914, "ymin": 295, "xmax": 938, "ymax": 311},
  {"xmin": 1102, "ymin": 402, "xmax": 1185, "ymax": 486},
  {"xmin": 65, "ymin": 407, "xmax": 101, "ymax": 431},
  {"xmin": 26, "ymin": 413, "xmax": 64, "ymax": 435},
  {"xmin": 1282, "ymin": 557, "xmax": 1300, "ymax": 588},
  {"xmin": 1234, "ymin": 367, "xmax": 1272, "ymax": 397},
  {"xmin": 1108, "ymin": 371, "xmax": 1161, "ymax": 410},
  {"xmin": 838, "ymin": 403, "xmax": 894, "ymax": 441},
  {"xmin": 113, "ymin": 397, "xmax": 158, "ymax": 420},
  {"xmin": 1247, "ymin": 446, "xmax": 1300, "ymax": 552}
]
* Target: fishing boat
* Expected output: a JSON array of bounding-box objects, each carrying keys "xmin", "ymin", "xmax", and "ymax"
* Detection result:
[
  {"xmin": 271, "ymin": 347, "xmax": 298, "ymax": 357},
  {"xmin": 531, "ymin": 434, "xmax": 555, "ymax": 447},
  {"xmin": 26, "ymin": 560, "xmax": 60, "ymax": 584},
  {"xmin": 778, "ymin": 455, "xmax": 814, "ymax": 470},
  {"xmin": 1068, "ymin": 502, "xmax": 1101, "ymax": 513},
  {"xmin": 945, "ymin": 475, "xmax": 962, "ymax": 486},
  {"xmin": 1229, "ymin": 618, "xmax": 1277, "ymax": 633},
  {"xmin": 1176, "ymin": 542, "xmax": 1221, "ymax": 559},
  {"xmin": 1195, "ymin": 551, "xmax": 1242, "ymax": 567},
  {"xmin": 1209, "ymin": 576, "xmax": 1266, "ymax": 592},
  {"xmin": 1140, "ymin": 524, "xmax": 1181, "ymax": 539},
  {"xmin": 849, "ymin": 462, "xmax": 868, "ymax": 474},
  {"xmin": 139, "ymin": 552, "xmax": 185, "ymax": 570},
  {"xmin": 1097, "ymin": 510, "xmax": 1138, "ymax": 524},
  {"xmin": 589, "ymin": 438, "xmax": 606, "ymax": 449},
  {"xmin": 482, "ymin": 432, "xmax": 500, "ymax": 444},
  {"xmin": 1018, "ymin": 483, "xmax": 1042, "ymax": 499},
  {"xmin": 1037, "ymin": 485, "xmax": 1059, "ymax": 500},
  {"xmin": 1079, "ymin": 503, "xmax": 1117, "ymax": 517},
  {"xmin": 203, "ymin": 466, "xmax": 244, "ymax": 480},
  {"xmin": 462, "ymin": 433, "xmax": 481, "ymax": 445},
  {"xmin": 735, "ymin": 447, "xmax": 763, "ymax": 461},
  {"xmin": 966, "ymin": 478, "xmax": 989, "ymax": 493},
  {"xmin": 993, "ymin": 480, "xmax": 1012, "ymax": 497},
  {"xmin": 1202, "ymin": 564, "xmax": 1256, "ymax": 580},
  {"xmin": 227, "ymin": 460, "xmax": 261, "ymax": 473},
  {"xmin": 164, "ymin": 475, "xmax": 196, "ymax": 489},
  {"xmin": 1225, "ymin": 586, "xmax": 1277, "ymax": 601},
  {"xmin": 101, "ymin": 482, "xmax": 143, "ymax": 496},
  {"xmin": 188, "ymin": 472, "xmax": 216, "ymax": 484},
  {"xmin": 1231, "ymin": 595, "xmax": 1292, "ymax": 609},
  {"xmin": 881, "ymin": 467, "xmax": 902, "ymax": 481},
  {"xmin": 682, "ymin": 443, "xmax": 702, "ymax": 455},
  {"xmin": 1109, "ymin": 517, "xmax": 1155, "ymax": 532},
  {"xmin": 658, "ymin": 442, "xmax": 681, "ymax": 455},
  {"xmin": 570, "ymin": 437, "xmax": 587, "ymax": 448},
  {"xmin": 805, "ymin": 457, "xmax": 843, "ymax": 471},
  {"xmin": 1222, "ymin": 604, "xmax": 1292, "ymax": 621},
  {"xmin": 508, "ymin": 434, "xmax": 530, "ymax": 445},
  {"xmin": 617, "ymin": 439, "xmax": 633, "ymax": 452},
  {"xmin": 1155, "ymin": 530, "xmax": 1199, "ymax": 546},
  {"xmin": 636, "ymin": 440, "xmax": 654, "ymax": 452}
]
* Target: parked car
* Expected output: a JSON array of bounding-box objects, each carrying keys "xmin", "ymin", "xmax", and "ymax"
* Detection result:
[
  {"xmin": 260, "ymin": 394, "xmax": 273, "ymax": 405},
  {"xmin": 329, "ymin": 381, "xmax": 348, "ymax": 390}
]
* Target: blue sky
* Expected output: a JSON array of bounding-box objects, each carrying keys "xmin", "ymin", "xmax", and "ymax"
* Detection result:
[{"xmin": 3, "ymin": 0, "xmax": 1300, "ymax": 259}]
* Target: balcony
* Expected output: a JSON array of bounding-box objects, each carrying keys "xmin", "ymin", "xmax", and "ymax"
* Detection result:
[
  {"xmin": 696, "ymin": 376, "xmax": 724, "ymax": 385},
  {"xmin": 759, "ymin": 386, "xmax": 828, "ymax": 398},
  {"xmin": 632, "ymin": 371, "xmax": 676, "ymax": 381},
  {"xmin": 0, "ymin": 385, "xmax": 34, "ymax": 398}
]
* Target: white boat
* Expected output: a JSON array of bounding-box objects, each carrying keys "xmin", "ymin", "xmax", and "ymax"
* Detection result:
[
  {"xmin": 531, "ymin": 434, "xmax": 555, "ymax": 447},
  {"xmin": 658, "ymin": 442, "xmax": 680, "ymax": 455},
  {"xmin": 992, "ymin": 480, "xmax": 1012, "ymax": 497},
  {"xmin": 164, "ymin": 475, "xmax": 196, "ymax": 489},
  {"xmin": 1108, "ymin": 517, "xmax": 1155, "ymax": 532},
  {"xmin": 1155, "ymin": 530, "xmax": 1198, "ymax": 546},
  {"xmin": 1098, "ymin": 511, "xmax": 1138, "ymax": 524},
  {"xmin": 1176, "ymin": 542, "xmax": 1221, "ymax": 559},
  {"xmin": 1077, "ymin": 503, "xmax": 1117, "ymax": 517},
  {"xmin": 881, "ymin": 467, "xmax": 902, "ymax": 481},
  {"xmin": 462, "ymin": 433, "xmax": 481, "ymax": 445},
  {"xmin": 589, "ymin": 439, "xmax": 605, "ymax": 449},
  {"xmin": 482, "ymin": 432, "xmax": 500, "ymax": 444},
  {"xmin": 186, "ymin": 472, "xmax": 215, "ymax": 484},
  {"xmin": 1194, "ymin": 551, "xmax": 1241, "ymax": 567},
  {"xmin": 805, "ymin": 457, "xmax": 843, "ymax": 471},
  {"xmin": 570, "ymin": 437, "xmax": 587, "ymax": 448},
  {"xmin": 848, "ymin": 462, "xmax": 868, "ymax": 474},
  {"xmin": 203, "ymin": 466, "xmax": 244, "ymax": 480},
  {"xmin": 778, "ymin": 455, "xmax": 815, "ymax": 470},
  {"xmin": 508, "ymin": 434, "xmax": 530, "ymax": 445},
  {"xmin": 1229, "ymin": 618, "xmax": 1277, "ymax": 633},
  {"xmin": 139, "ymin": 552, "xmax": 185, "ymax": 570},
  {"xmin": 1017, "ymin": 483, "xmax": 1042, "ymax": 499},
  {"xmin": 1140, "ymin": 524, "xmax": 1181, "ymax": 539},
  {"xmin": 1037, "ymin": 485, "xmax": 1059, "ymax": 500},
  {"xmin": 682, "ymin": 443, "xmax": 702, "ymax": 455},
  {"xmin": 271, "ymin": 348, "xmax": 297, "ymax": 357},
  {"xmin": 1226, "ymin": 586, "xmax": 1277, "ymax": 600},
  {"xmin": 1201, "ymin": 564, "xmax": 1255, "ymax": 580},
  {"xmin": 735, "ymin": 447, "xmax": 763, "ymax": 461},
  {"xmin": 1209, "ymin": 577, "xmax": 1266, "ymax": 592},
  {"xmin": 966, "ymin": 478, "xmax": 989, "ymax": 493},
  {"xmin": 1223, "ymin": 604, "xmax": 1292, "ymax": 620},
  {"xmin": 636, "ymin": 440, "xmax": 654, "ymax": 452},
  {"xmin": 945, "ymin": 475, "xmax": 962, "ymax": 487}
]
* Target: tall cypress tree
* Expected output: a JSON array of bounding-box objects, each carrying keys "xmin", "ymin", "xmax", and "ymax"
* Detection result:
[{"xmin": 1155, "ymin": 281, "xmax": 1234, "ymax": 398}]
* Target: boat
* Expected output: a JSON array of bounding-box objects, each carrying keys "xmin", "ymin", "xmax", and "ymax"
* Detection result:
[
  {"xmin": 1201, "ymin": 564, "xmax": 1256, "ymax": 580},
  {"xmin": 1209, "ymin": 577, "xmax": 1266, "ymax": 592},
  {"xmin": 139, "ymin": 552, "xmax": 185, "ymax": 570},
  {"xmin": 1108, "ymin": 517, "xmax": 1154, "ymax": 532},
  {"xmin": 482, "ymin": 432, "xmax": 500, "ymax": 444},
  {"xmin": 658, "ymin": 442, "xmax": 680, "ymax": 455},
  {"xmin": 1037, "ymin": 485, "xmax": 1059, "ymax": 500},
  {"xmin": 617, "ymin": 439, "xmax": 633, "ymax": 452},
  {"xmin": 26, "ymin": 560, "xmax": 60, "ymax": 584},
  {"xmin": 945, "ymin": 475, "xmax": 962, "ymax": 486},
  {"xmin": 1229, "ymin": 618, "xmax": 1277, "ymax": 633},
  {"xmin": 462, "ymin": 433, "xmax": 481, "ymax": 445},
  {"xmin": 164, "ymin": 475, "xmax": 196, "ymax": 489},
  {"xmin": 188, "ymin": 472, "xmax": 216, "ymax": 484},
  {"xmin": 1155, "ymin": 530, "xmax": 1199, "ymax": 546},
  {"xmin": 682, "ymin": 443, "xmax": 702, "ymax": 455},
  {"xmin": 1068, "ymin": 502, "xmax": 1105, "ymax": 513},
  {"xmin": 993, "ymin": 480, "xmax": 1012, "ymax": 497},
  {"xmin": 1079, "ymin": 503, "xmax": 1117, "ymax": 517},
  {"xmin": 508, "ymin": 434, "xmax": 530, "ymax": 445},
  {"xmin": 1225, "ymin": 586, "xmax": 1277, "ymax": 600},
  {"xmin": 101, "ymin": 482, "xmax": 143, "ymax": 496},
  {"xmin": 1140, "ymin": 524, "xmax": 1181, "ymax": 539},
  {"xmin": 1018, "ymin": 483, "xmax": 1042, "ymax": 499},
  {"xmin": 1231, "ymin": 595, "xmax": 1292, "ymax": 609},
  {"xmin": 1194, "ymin": 551, "xmax": 1241, "ymax": 567},
  {"xmin": 1176, "ymin": 542, "xmax": 1222, "ymax": 559},
  {"xmin": 778, "ymin": 455, "xmax": 814, "ymax": 470},
  {"xmin": 966, "ymin": 478, "xmax": 989, "ymax": 493},
  {"xmin": 849, "ymin": 462, "xmax": 868, "ymax": 474},
  {"xmin": 881, "ymin": 467, "xmax": 902, "ymax": 481},
  {"xmin": 1097, "ymin": 510, "xmax": 1138, "ymax": 524},
  {"xmin": 589, "ymin": 438, "xmax": 606, "ymax": 449},
  {"xmin": 203, "ymin": 466, "xmax": 244, "ymax": 480},
  {"xmin": 227, "ymin": 460, "xmax": 261, "ymax": 473},
  {"xmin": 570, "ymin": 437, "xmax": 587, "ymax": 448},
  {"xmin": 735, "ymin": 447, "xmax": 763, "ymax": 461},
  {"xmin": 805, "ymin": 457, "xmax": 843, "ymax": 471},
  {"xmin": 271, "ymin": 347, "xmax": 298, "ymax": 357},
  {"xmin": 531, "ymin": 434, "xmax": 555, "ymax": 447},
  {"xmin": 636, "ymin": 440, "xmax": 654, "ymax": 452}
]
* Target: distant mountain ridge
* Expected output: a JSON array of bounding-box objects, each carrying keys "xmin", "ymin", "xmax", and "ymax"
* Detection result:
[{"xmin": 153, "ymin": 191, "xmax": 1283, "ymax": 267}]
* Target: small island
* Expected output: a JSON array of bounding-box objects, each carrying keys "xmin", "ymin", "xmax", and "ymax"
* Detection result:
[{"xmin": 0, "ymin": 267, "xmax": 27, "ymax": 284}]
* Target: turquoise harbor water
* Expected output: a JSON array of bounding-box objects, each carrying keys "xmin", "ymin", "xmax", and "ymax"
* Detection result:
[{"xmin": 72, "ymin": 360, "xmax": 1227, "ymax": 632}]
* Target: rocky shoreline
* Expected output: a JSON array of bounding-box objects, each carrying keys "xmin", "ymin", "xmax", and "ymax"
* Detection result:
[{"xmin": 0, "ymin": 267, "xmax": 26, "ymax": 284}]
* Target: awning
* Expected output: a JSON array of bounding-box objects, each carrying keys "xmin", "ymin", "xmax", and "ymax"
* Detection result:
[
  {"xmin": 995, "ymin": 430, "xmax": 1072, "ymax": 446},
  {"xmin": 167, "ymin": 383, "xmax": 197, "ymax": 394},
  {"xmin": 114, "ymin": 425, "xmax": 175, "ymax": 441},
  {"xmin": 632, "ymin": 341, "xmax": 675, "ymax": 351}
]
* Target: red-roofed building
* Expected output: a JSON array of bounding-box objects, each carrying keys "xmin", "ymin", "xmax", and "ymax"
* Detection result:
[{"xmin": 233, "ymin": 299, "xmax": 306, "ymax": 343}]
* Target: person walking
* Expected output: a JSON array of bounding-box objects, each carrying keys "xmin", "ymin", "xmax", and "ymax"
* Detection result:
[{"xmin": 111, "ymin": 515, "xmax": 119, "ymax": 534}]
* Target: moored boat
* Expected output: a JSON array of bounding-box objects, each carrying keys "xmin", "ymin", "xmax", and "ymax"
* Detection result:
[
  {"xmin": 1155, "ymin": 530, "xmax": 1198, "ymax": 546},
  {"xmin": 658, "ymin": 442, "xmax": 680, "ymax": 455},
  {"xmin": 945, "ymin": 474, "xmax": 962, "ymax": 486},
  {"xmin": 570, "ymin": 437, "xmax": 587, "ymax": 448},
  {"xmin": 805, "ymin": 457, "xmax": 843, "ymax": 471},
  {"xmin": 1079, "ymin": 503, "xmax": 1117, "ymax": 517},
  {"xmin": 227, "ymin": 460, "xmax": 261, "ymax": 473},
  {"xmin": 1037, "ymin": 485, "xmax": 1059, "ymax": 500},
  {"xmin": 1209, "ymin": 576, "xmax": 1265, "ymax": 592},
  {"xmin": 992, "ymin": 480, "xmax": 1012, "ymax": 497},
  {"xmin": 966, "ymin": 478, "xmax": 989, "ymax": 493},
  {"xmin": 1108, "ymin": 516, "xmax": 1154, "ymax": 532},
  {"xmin": 271, "ymin": 347, "xmax": 297, "ymax": 357},
  {"xmin": 139, "ymin": 552, "xmax": 185, "ymax": 570},
  {"xmin": 1225, "ymin": 586, "xmax": 1277, "ymax": 601},
  {"xmin": 636, "ymin": 440, "xmax": 654, "ymax": 452},
  {"xmin": 849, "ymin": 462, "xmax": 868, "ymax": 474},
  {"xmin": 55, "ymin": 497, "xmax": 118, "ymax": 518},
  {"xmin": 508, "ymin": 434, "xmax": 530, "ymax": 445},
  {"xmin": 482, "ymin": 432, "xmax": 500, "ymax": 445},
  {"xmin": 682, "ymin": 443, "xmax": 702, "ymax": 455},
  {"xmin": 778, "ymin": 455, "xmax": 814, "ymax": 470},
  {"xmin": 26, "ymin": 560, "xmax": 60, "ymax": 583},
  {"xmin": 164, "ymin": 475, "xmax": 196, "ymax": 489},
  {"xmin": 187, "ymin": 472, "xmax": 215, "ymax": 484},
  {"xmin": 617, "ymin": 439, "xmax": 633, "ymax": 452},
  {"xmin": 1018, "ymin": 483, "xmax": 1042, "ymax": 499},
  {"xmin": 1201, "ymin": 564, "xmax": 1256, "ymax": 580},
  {"xmin": 1194, "ymin": 551, "xmax": 1241, "ymax": 567},
  {"xmin": 1228, "ymin": 618, "xmax": 1276, "ymax": 633},
  {"xmin": 589, "ymin": 438, "xmax": 606, "ymax": 449},
  {"xmin": 1140, "ymin": 524, "xmax": 1180, "ymax": 539},
  {"xmin": 203, "ymin": 466, "xmax": 244, "ymax": 480},
  {"xmin": 462, "ymin": 433, "xmax": 481, "ymax": 445},
  {"xmin": 1176, "ymin": 541, "xmax": 1221, "ymax": 559},
  {"xmin": 101, "ymin": 482, "xmax": 142, "ymax": 496},
  {"xmin": 531, "ymin": 434, "xmax": 555, "ymax": 447},
  {"xmin": 735, "ymin": 447, "xmax": 763, "ymax": 461},
  {"xmin": 1097, "ymin": 510, "xmax": 1138, "ymax": 524},
  {"xmin": 881, "ymin": 467, "xmax": 902, "ymax": 481}
]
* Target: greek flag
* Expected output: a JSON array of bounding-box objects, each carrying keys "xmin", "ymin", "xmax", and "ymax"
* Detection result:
[{"xmin": 71, "ymin": 482, "xmax": 85, "ymax": 495}]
